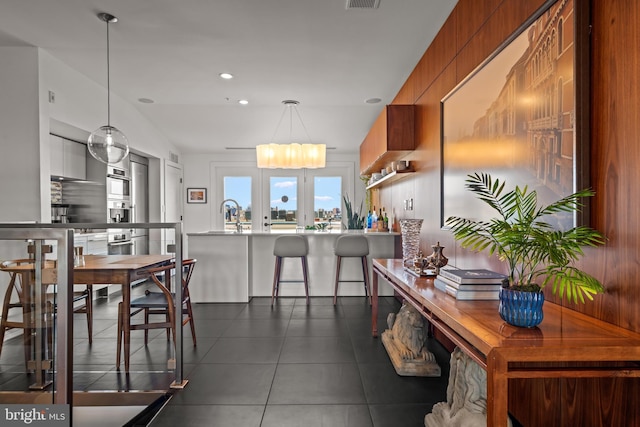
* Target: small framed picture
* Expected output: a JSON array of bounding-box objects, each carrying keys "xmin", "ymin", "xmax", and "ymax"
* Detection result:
[{"xmin": 187, "ymin": 188, "xmax": 207, "ymax": 204}]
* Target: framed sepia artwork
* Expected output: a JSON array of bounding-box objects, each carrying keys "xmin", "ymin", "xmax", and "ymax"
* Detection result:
[
  {"xmin": 187, "ymin": 188, "xmax": 207, "ymax": 204},
  {"xmin": 440, "ymin": 0, "xmax": 590, "ymax": 230}
]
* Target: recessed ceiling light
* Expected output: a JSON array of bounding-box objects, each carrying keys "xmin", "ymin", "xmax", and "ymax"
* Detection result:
[
  {"xmin": 238, "ymin": 99, "xmax": 249, "ymax": 105},
  {"xmin": 138, "ymin": 98, "xmax": 155, "ymax": 104},
  {"xmin": 219, "ymin": 73, "xmax": 234, "ymax": 80},
  {"xmin": 365, "ymin": 97, "xmax": 382, "ymax": 104}
]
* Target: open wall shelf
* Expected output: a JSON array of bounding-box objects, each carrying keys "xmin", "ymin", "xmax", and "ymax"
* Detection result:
[{"xmin": 365, "ymin": 169, "xmax": 413, "ymax": 190}]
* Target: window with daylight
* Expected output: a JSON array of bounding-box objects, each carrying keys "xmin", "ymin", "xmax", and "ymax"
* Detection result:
[
  {"xmin": 223, "ymin": 176, "xmax": 252, "ymax": 231},
  {"xmin": 314, "ymin": 176, "xmax": 342, "ymax": 229},
  {"xmin": 269, "ymin": 176, "xmax": 299, "ymax": 230}
]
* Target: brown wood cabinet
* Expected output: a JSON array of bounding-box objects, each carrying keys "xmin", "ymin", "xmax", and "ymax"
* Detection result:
[{"xmin": 359, "ymin": 105, "xmax": 415, "ymax": 175}]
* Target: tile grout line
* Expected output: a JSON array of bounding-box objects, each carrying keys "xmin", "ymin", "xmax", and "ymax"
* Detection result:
[{"xmin": 258, "ymin": 296, "xmax": 294, "ymax": 426}]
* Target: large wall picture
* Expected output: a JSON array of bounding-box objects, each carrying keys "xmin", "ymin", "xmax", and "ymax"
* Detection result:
[{"xmin": 441, "ymin": 0, "xmax": 589, "ymax": 230}]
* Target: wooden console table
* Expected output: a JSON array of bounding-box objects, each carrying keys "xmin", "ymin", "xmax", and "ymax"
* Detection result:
[{"xmin": 371, "ymin": 258, "xmax": 640, "ymax": 426}]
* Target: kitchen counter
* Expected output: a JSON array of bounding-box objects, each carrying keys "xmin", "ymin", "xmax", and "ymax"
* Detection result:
[
  {"xmin": 74, "ymin": 229, "xmax": 107, "ymax": 236},
  {"xmin": 190, "ymin": 229, "xmax": 401, "ymax": 236},
  {"xmin": 187, "ymin": 230, "xmax": 401, "ymax": 302}
]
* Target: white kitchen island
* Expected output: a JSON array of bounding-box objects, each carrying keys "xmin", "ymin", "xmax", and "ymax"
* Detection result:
[{"xmin": 187, "ymin": 230, "xmax": 401, "ymax": 302}]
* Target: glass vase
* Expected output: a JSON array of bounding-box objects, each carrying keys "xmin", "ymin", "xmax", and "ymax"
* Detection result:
[{"xmin": 399, "ymin": 219, "xmax": 423, "ymax": 267}]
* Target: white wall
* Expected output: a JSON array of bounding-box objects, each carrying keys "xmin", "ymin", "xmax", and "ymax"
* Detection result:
[
  {"xmin": 0, "ymin": 46, "xmax": 182, "ymax": 226},
  {"xmin": 182, "ymin": 151, "xmax": 363, "ymax": 234},
  {"xmin": 39, "ymin": 50, "xmax": 177, "ymax": 161},
  {"xmin": 0, "ymin": 47, "xmax": 42, "ymax": 222},
  {"xmin": 39, "ymin": 49, "xmax": 182, "ymax": 228}
]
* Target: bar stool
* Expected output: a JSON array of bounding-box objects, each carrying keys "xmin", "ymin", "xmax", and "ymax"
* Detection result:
[
  {"xmin": 333, "ymin": 234, "xmax": 370, "ymax": 305},
  {"xmin": 271, "ymin": 235, "xmax": 310, "ymax": 305}
]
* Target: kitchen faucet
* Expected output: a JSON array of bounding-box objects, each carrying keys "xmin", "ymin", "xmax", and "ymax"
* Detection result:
[{"xmin": 219, "ymin": 199, "xmax": 242, "ymax": 233}]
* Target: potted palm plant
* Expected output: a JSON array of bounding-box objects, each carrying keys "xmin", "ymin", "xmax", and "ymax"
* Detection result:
[{"xmin": 445, "ymin": 172, "xmax": 606, "ymax": 327}]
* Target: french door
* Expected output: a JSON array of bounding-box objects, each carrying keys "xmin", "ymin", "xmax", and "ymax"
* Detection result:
[
  {"xmin": 261, "ymin": 164, "xmax": 354, "ymax": 231},
  {"xmin": 261, "ymin": 169, "xmax": 304, "ymax": 231},
  {"xmin": 213, "ymin": 162, "xmax": 354, "ymax": 232}
]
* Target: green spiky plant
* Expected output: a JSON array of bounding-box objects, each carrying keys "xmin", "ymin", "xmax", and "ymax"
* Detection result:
[
  {"xmin": 343, "ymin": 194, "xmax": 365, "ymax": 230},
  {"xmin": 445, "ymin": 172, "xmax": 606, "ymax": 304},
  {"xmin": 360, "ymin": 175, "xmax": 372, "ymax": 212}
]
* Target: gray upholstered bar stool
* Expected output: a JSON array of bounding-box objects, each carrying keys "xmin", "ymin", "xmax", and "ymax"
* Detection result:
[
  {"xmin": 333, "ymin": 234, "xmax": 370, "ymax": 305},
  {"xmin": 271, "ymin": 235, "xmax": 310, "ymax": 305}
]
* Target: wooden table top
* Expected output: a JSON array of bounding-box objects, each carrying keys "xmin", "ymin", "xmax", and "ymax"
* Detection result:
[
  {"xmin": 2, "ymin": 255, "xmax": 172, "ymax": 271},
  {"xmin": 1, "ymin": 254, "xmax": 174, "ymax": 286},
  {"xmin": 373, "ymin": 258, "xmax": 640, "ymax": 363},
  {"xmin": 75, "ymin": 254, "xmax": 173, "ymax": 271}
]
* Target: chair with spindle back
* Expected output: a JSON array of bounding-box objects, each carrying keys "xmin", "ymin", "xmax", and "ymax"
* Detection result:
[
  {"xmin": 27, "ymin": 244, "xmax": 93, "ymax": 345},
  {"xmin": 0, "ymin": 255, "xmax": 62, "ymax": 366},
  {"xmin": 116, "ymin": 259, "xmax": 197, "ymax": 368},
  {"xmin": 0, "ymin": 243, "xmax": 94, "ymax": 367},
  {"xmin": 0, "ymin": 258, "xmax": 42, "ymax": 367}
]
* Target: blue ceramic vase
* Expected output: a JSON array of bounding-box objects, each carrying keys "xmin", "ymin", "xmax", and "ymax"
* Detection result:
[{"xmin": 499, "ymin": 287, "xmax": 545, "ymax": 327}]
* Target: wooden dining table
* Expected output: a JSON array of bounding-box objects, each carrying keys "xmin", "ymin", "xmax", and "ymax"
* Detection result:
[
  {"xmin": 74, "ymin": 254, "xmax": 174, "ymax": 371},
  {"xmin": 2, "ymin": 254, "xmax": 174, "ymax": 374}
]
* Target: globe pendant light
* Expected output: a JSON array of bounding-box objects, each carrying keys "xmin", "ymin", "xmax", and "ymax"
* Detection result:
[{"xmin": 88, "ymin": 13, "xmax": 129, "ymax": 165}]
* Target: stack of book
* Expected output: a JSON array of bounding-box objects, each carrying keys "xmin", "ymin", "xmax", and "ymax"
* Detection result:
[{"xmin": 434, "ymin": 267, "xmax": 506, "ymax": 300}]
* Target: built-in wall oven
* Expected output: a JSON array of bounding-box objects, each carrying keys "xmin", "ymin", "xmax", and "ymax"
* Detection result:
[
  {"xmin": 107, "ymin": 199, "xmax": 132, "ymax": 254},
  {"xmin": 107, "ymin": 165, "xmax": 132, "ymax": 254},
  {"xmin": 108, "ymin": 229, "xmax": 133, "ymax": 255},
  {"xmin": 106, "ymin": 166, "xmax": 131, "ymax": 201}
]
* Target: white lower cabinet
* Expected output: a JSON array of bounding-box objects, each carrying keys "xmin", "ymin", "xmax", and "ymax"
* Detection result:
[
  {"xmin": 187, "ymin": 232, "xmax": 400, "ymax": 303},
  {"xmin": 188, "ymin": 234, "xmax": 250, "ymax": 303}
]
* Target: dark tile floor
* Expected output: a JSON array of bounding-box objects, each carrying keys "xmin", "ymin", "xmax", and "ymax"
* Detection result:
[
  {"xmin": 0, "ymin": 292, "xmax": 451, "ymax": 427},
  {"xmin": 0, "ymin": 281, "xmax": 189, "ymax": 394},
  {"xmin": 149, "ymin": 296, "xmax": 451, "ymax": 427}
]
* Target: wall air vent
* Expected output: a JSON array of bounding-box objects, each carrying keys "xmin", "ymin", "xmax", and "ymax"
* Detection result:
[
  {"xmin": 346, "ymin": 0, "xmax": 380, "ymax": 9},
  {"xmin": 169, "ymin": 151, "xmax": 179, "ymax": 163}
]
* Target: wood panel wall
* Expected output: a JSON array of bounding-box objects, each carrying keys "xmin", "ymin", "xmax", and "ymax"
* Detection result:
[{"xmin": 377, "ymin": 0, "xmax": 640, "ymax": 425}]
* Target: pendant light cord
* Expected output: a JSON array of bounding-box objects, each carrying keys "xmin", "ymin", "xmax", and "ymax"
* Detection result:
[
  {"xmin": 269, "ymin": 105, "xmax": 288, "ymax": 143},
  {"xmin": 106, "ymin": 18, "xmax": 111, "ymax": 127},
  {"xmin": 269, "ymin": 101, "xmax": 312, "ymax": 143},
  {"xmin": 293, "ymin": 105, "xmax": 312, "ymax": 143}
]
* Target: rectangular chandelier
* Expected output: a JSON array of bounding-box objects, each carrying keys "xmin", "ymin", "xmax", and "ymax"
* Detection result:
[{"xmin": 256, "ymin": 143, "xmax": 326, "ymax": 169}]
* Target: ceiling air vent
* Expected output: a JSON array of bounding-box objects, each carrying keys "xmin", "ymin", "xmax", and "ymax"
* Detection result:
[{"xmin": 346, "ymin": 0, "xmax": 380, "ymax": 9}]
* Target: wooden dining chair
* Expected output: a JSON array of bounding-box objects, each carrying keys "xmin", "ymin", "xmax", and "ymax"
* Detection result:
[
  {"xmin": 0, "ymin": 259, "xmax": 63, "ymax": 365},
  {"xmin": 28, "ymin": 243, "xmax": 94, "ymax": 346},
  {"xmin": 116, "ymin": 259, "xmax": 197, "ymax": 368},
  {"xmin": 27, "ymin": 244, "xmax": 93, "ymax": 343},
  {"xmin": 68, "ymin": 246, "xmax": 93, "ymax": 345},
  {"xmin": 0, "ymin": 259, "xmax": 41, "ymax": 367},
  {"xmin": 0, "ymin": 255, "xmax": 94, "ymax": 367}
]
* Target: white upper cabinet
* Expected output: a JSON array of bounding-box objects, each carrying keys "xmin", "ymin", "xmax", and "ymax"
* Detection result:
[{"xmin": 50, "ymin": 134, "xmax": 86, "ymax": 180}]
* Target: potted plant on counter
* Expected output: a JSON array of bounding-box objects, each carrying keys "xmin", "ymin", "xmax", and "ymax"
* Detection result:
[
  {"xmin": 445, "ymin": 172, "xmax": 606, "ymax": 327},
  {"xmin": 343, "ymin": 194, "xmax": 365, "ymax": 230}
]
